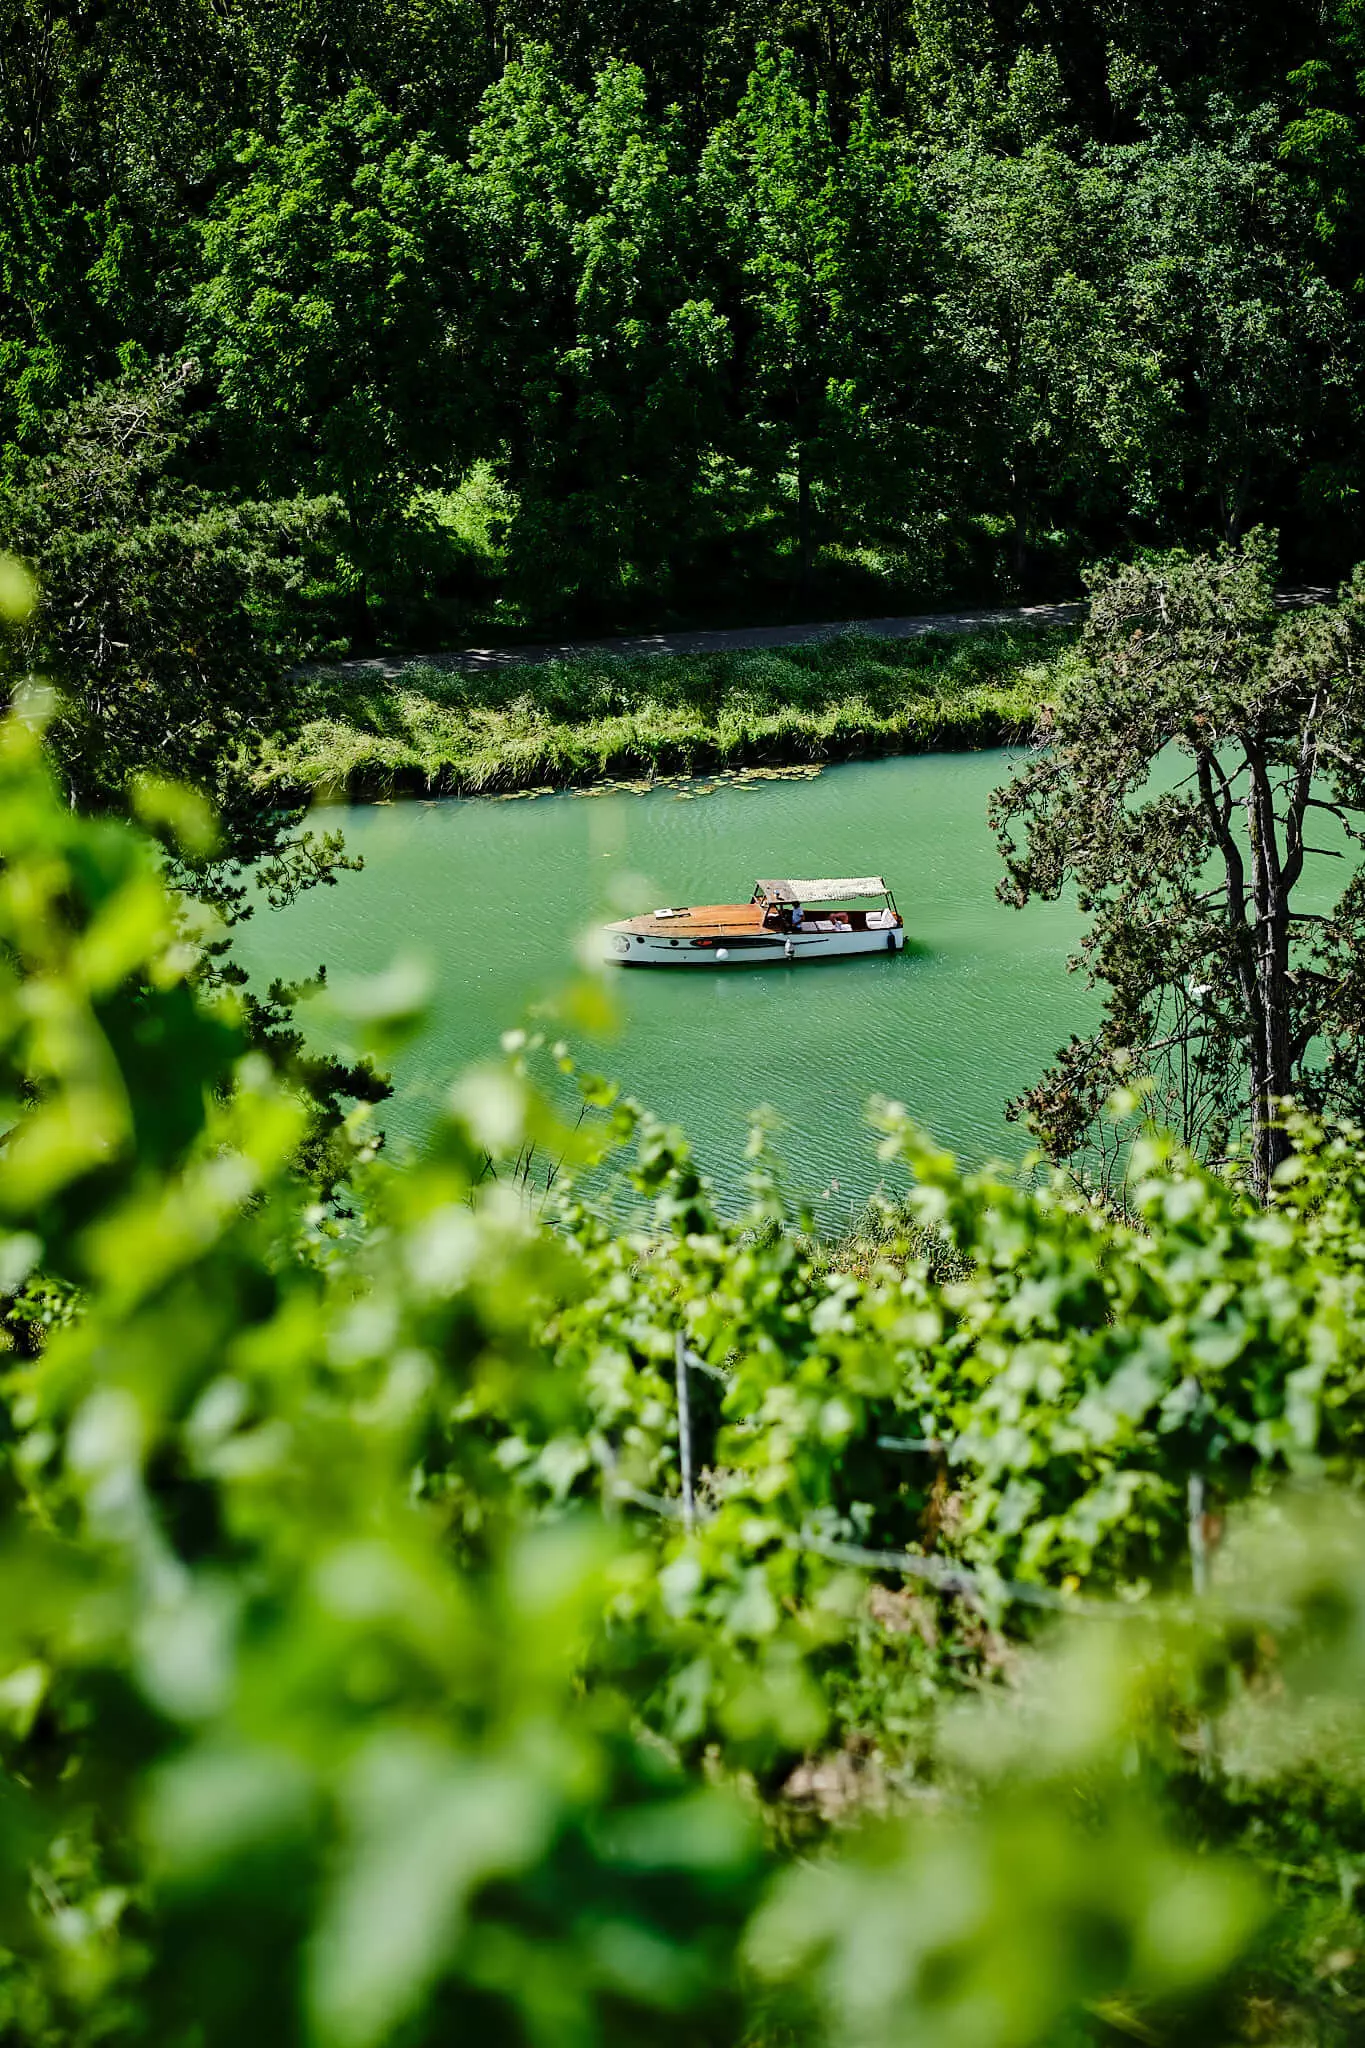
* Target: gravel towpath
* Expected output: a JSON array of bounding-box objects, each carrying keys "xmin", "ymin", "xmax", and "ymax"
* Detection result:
[
  {"xmin": 302, "ymin": 586, "xmax": 1337, "ymax": 684},
  {"xmin": 306, "ymin": 600, "xmax": 1085, "ymax": 684}
]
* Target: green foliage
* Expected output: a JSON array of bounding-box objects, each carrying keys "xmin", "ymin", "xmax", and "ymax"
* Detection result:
[
  {"xmin": 14, "ymin": 1, "xmax": 1365, "ymax": 2030},
  {"xmin": 0, "ymin": 165, "xmax": 132, "ymax": 452},
  {"xmin": 463, "ymin": 50, "xmax": 733, "ymax": 610},
  {"xmin": 927, "ymin": 135, "xmax": 1171, "ymax": 576},
  {"xmin": 0, "ymin": 707, "xmax": 765, "ymax": 2045},
  {"xmin": 193, "ymin": 87, "xmax": 468, "ymax": 639},
  {"xmin": 699, "ymin": 49, "xmax": 940, "ymax": 586},
  {"xmin": 992, "ymin": 538, "xmax": 1365, "ymax": 1196},
  {"xmin": 0, "ymin": 363, "xmax": 335, "ymax": 853},
  {"xmin": 264, "ymin": 622, "xmax": 1073, "ymax": 799},
  {"xmin": 927, "ymin": 98, "xmax": 1346, "ymax": 580},
  {"xmin": 11, "ymin": 708, "xmax": 1365, "ymax": 2041},
  {"xmin": 11, "ymin": 0, "xmax": 1365, "ymax": 676}
]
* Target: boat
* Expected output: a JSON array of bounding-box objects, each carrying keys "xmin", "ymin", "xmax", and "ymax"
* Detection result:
[{"xmin": 603, "ymin": 876, "xmax": 905, "ymax": 967}]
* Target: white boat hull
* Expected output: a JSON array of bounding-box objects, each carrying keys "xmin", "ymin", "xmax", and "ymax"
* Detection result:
[{"xmin": 605, "ymin": 926, "xmax": 905, "ymax": 968}]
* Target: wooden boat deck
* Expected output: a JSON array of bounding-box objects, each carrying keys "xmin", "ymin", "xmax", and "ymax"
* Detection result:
[{"xmin": 618, "ymin": 903, "xmax": 767, "ymax": 936}]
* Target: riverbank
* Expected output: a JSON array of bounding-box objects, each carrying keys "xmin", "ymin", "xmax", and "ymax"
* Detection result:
[{"xmin": 259, "ymin": 622, "xmax": 1076, "ymax": 802}]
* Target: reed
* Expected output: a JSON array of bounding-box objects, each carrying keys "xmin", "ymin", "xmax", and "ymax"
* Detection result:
[{"xmin": 257, "ymin": 623, "xmax": 1077, "ymax": 803}]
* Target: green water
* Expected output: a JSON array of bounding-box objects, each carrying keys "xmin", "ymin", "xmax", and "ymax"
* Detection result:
[{"xmin": 233, "ymin": 752, "xmax": 1093, "ymax": 1216}]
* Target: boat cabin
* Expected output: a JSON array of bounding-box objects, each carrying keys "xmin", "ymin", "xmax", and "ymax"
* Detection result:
[{"xmin": 751, "ymin": 876, "xmax": 901, "ymax": 935}]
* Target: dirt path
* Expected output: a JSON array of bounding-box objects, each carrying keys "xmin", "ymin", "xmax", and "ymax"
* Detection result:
[
  {"xmin": 303, "ymin": 586, "xmax": 1337, "ymax": 685},
  {"xmin": 307, "ymin": 600, "xmax": 1085, "ymax": 684}
]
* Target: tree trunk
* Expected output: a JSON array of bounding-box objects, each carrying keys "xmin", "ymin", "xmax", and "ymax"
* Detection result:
[
  {"xmin": 1221, "ymin": 466, "xmax": 1250, "ymax": 546},
  {"xmin": 795, "ymin": 447, "xmax": 813, "ymax": 597},
  {"xmin": 1197, "ymin": 742, "xmax": 1293, "ymax": 1204},
  {"xmin": 343, "ymin": 485, "xmax": 376, "ymax": 654},
  {"xmin": 349, "ymin": 564, "xmax": 374, "ymax": 653},
  {"xmin": 1008, "ymin": 462, "xmax": 1029, "ymax": 590},
  {"xmin": 1247, "ymin": 983, "xmax": 1293, "ymax": 1202},
  {"xmin": 1246, "ymin": 749, "xmax": 1294, "ymax": 1200}
]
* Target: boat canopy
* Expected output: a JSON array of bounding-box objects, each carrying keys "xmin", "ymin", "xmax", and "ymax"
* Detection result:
[{"xmin": 753, "ymin": 876, "xmax": 888, "ymax": 904}]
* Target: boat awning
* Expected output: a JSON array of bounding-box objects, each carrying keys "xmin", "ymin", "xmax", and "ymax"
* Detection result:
[{"xmin": 754, "ymin": 876, "xmax": 888, "ymax": 903}]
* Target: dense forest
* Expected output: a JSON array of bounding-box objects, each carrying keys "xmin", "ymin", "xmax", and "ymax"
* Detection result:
[{"xmin": 3, "ymin": 0, "xmax": 1364, "ymax": 658}]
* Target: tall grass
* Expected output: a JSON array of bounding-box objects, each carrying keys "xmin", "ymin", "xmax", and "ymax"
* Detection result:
[{"xmin": 258, "ymin": 624, "xmax": 1077, "ymax": 802}]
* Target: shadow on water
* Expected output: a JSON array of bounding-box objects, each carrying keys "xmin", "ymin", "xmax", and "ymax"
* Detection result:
[{"xmin": 615, "ymin": 942, "xmax": 932, "ymax": 977}]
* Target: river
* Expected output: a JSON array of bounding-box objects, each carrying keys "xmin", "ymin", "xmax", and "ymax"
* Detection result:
[{"xmin": 232, "ymin": 751, "xmax": 1093, "ymax": 1218}]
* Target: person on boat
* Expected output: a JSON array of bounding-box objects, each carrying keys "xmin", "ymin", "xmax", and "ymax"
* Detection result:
[{"xmin": 791, "ymin": 902, "xmax": 804, "ymax": 931}]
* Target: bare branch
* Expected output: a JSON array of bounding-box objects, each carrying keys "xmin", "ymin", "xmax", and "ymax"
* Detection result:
[
  {"xmin": 1196, "ymin": 749, "xmax": 1248, "ymax": 934},
  {"xmin": 1303, "ymin": 796, "xmax": 1354, "ymax": 819}
]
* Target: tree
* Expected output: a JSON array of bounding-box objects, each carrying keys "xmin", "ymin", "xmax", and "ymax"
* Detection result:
[
  {"xmin": 193, "ymin": 86, "xmax": 467, "ymax": 643},
  {"xmin": 1115, "ymin": 102, "xmax": 1349, "ymax": 549},
  {"xmin": 990, "ymin": 535, "xmax": 1365, "ymax": 1199},
  {"xmin": 462, "ymin": 50, "xmax": 732, "ymax": 615},
  {"xmin": 700, "ymin": 48, "xmax": 940, "ymax": 591},
  {"xmin": 922, "ymin": 55, "xmax": 1353, "ymax": 586},
  {"xmin": 928, "ymin": 127, "xmax": 1171, "ymax": 585},
  {"xmin": 0, "ymin": 162, "xmax": 133, "ymax": 451},
  {"xmin": 0, "ymin": 362, "xmax": 339, "ymax": 859}
]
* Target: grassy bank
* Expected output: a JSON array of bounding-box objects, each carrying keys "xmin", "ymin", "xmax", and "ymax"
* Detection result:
[{"xmin": 257, "ymin": 623, "xmax": 1077, "ymax": 803}]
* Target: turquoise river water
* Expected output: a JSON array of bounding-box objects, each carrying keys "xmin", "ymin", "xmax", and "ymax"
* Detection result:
[{"xmin": 232, "ymin": 751, "xmax": 1094, "ymax": 1218}]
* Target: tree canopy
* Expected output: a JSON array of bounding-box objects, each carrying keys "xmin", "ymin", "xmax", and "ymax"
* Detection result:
[
  {"xmin": 992, "ymin": 537, "xmax": 1365, "ymax": 1195},
  {"xmin": 4, "ymin": 0, "xmax": 1365, "ymax": 662}
]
